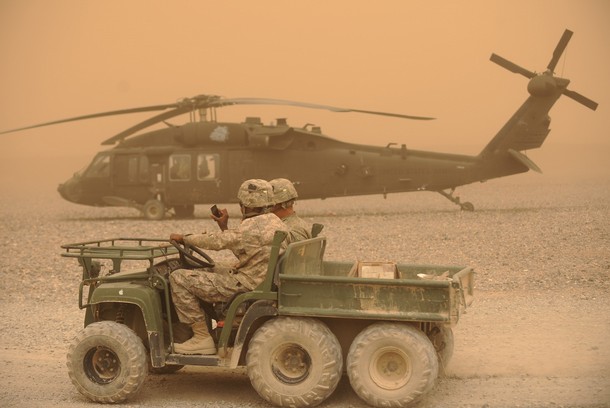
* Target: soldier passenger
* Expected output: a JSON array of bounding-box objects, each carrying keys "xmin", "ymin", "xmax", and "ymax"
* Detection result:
[{"xmin": 269, "ymin": 178, "xmax": 312, "ymax": 246}]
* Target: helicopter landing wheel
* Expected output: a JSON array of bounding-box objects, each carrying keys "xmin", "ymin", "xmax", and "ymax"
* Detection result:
[
  {"xmin": 437, "ymin": 189, "xmax": 474, "ymax": 211},
  {"xmin": 460, "ymin": 202, "xmax": 474, "ymax": 211},
  {"xmin": 143, "ymin": 199, "xmax": 165, "ymax": 220}
]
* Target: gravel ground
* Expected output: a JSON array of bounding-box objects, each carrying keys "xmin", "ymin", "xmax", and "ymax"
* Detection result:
[{"xmin": 1, "ymin": 172, "xmax": 609, "ymax": 407}]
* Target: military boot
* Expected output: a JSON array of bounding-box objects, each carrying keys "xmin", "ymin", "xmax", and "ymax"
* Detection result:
[{"xmin": 174, "ymin": 322, "xmax": 217, "ymax": 355}]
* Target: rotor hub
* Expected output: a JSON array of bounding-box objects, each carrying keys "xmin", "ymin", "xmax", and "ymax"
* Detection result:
[{"xmin": 527, "ymin": 75, "xmax": 557, "ymax": 97}]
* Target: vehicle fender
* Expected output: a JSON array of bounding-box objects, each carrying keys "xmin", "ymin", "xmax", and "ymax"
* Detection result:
[
  {"xmin": 229, "ymin": 300, "xmax": 277, "ymax": 368},
  {"xmin": 87, "ymin": 281, "xmax": 166, "ymax": 367}
]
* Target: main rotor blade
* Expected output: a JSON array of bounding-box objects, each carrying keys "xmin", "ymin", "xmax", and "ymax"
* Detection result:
[
  {"xmin": 102, "ymin": 105, "xmax": 192, "ymax": 145},
  {"xmin": 490, "ymin": 53, "xmax": 536, "ymax": 78},
  {"xmin": 563, "ymin": 89, "xmax": 598, "ymax": 111},
  {"xmin": 220, "ymin": 98, "xmax": 435, "ymax": 120},
  {"xmin": 0, "ymin": 104, "xmax": 178, "ymax": 135},
  {"xmin": 547, "ymin": 29, "xmax": 573, "ymax": 72},
  {"xmin": 3, "ymin": 92, "xmax": 432, "ymax": 144}
]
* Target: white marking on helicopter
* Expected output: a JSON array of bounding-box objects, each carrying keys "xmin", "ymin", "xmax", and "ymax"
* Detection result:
[{"xmin": 210, "ymin": 125, "xmax": 229, "ymax": 142}]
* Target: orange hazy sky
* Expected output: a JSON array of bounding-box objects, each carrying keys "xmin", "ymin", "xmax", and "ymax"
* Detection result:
[{"xmin": 0, "ymin": 0, "xmax": 608, "ymax": 187}]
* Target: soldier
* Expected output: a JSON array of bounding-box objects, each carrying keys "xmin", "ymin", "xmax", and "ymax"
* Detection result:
[
  {"xmin": 169, "ymin": 179, "xmax": 287, "ymax": 355},
  {"xmin": 270, "ymin": 178, "xmax": 312, "ymax": 246}
]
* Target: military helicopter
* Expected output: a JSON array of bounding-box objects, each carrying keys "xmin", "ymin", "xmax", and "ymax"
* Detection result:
[{"xmin": 2, "ymin": 29, "xmax": 597, "ymax": 219}]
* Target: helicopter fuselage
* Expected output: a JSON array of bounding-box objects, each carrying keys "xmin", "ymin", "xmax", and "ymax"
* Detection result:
[{"xmin": 57, "ymin": 119, "xmax": 528, "ymax": 218}]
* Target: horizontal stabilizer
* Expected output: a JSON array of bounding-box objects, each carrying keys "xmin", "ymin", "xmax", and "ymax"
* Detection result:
[{"xmin": 508, "ymin": 149, "xmax": 542, "ymax": 173}]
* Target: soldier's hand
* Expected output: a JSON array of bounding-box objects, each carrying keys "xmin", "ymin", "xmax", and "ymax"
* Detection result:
[
  {"xmin": 212, "ymin": 208, "xmax": 229, "ymax": 231},
  {"xmin": 170, "ymin": 233, "xmax": 184, "ymax": 243}
]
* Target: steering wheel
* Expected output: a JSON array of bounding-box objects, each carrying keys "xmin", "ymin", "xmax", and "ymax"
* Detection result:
[{"xmin": 170, "ymin": 239, "xmax": 215, "ymax": 269}]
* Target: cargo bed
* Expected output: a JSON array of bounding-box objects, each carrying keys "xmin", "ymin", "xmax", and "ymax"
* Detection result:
[{"xmin": 277, "ymin": 237, "xmax": 474, "ymax": 325}]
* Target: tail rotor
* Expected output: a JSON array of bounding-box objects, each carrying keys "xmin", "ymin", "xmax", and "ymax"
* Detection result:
[{"xmin": 490, "ymin": 29, "xmax": 598, "ymax": 111}]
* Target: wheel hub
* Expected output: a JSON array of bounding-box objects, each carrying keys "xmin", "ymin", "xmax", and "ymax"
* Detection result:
[
  {"xmin": 271, "ymin": 343, "xmax": 311, "ymax": 384},
  {"xmin": 369, "ymin": 346, "xmax": 412, "ymax": 390},
  {"xmin": 84, "ymin": 346, "xmax": 121, "ymax": 384}
]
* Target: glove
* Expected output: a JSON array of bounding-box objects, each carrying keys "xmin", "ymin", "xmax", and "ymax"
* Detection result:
[{"xmin": 170, "ymin": 233, "xmax": 184, "ymax": 243}]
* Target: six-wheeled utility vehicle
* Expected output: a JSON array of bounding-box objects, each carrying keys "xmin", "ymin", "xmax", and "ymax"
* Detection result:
[{"xmin": 62, "ymin": 231, "xmax": 474, "ymax": 407}]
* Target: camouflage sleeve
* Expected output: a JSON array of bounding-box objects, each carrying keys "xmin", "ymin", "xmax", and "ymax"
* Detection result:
[
  {"xmin": 283, "ymin": 214, "xmax": 312, "ymax": 243},
  {"xmin": 184, "ymin": 229, "xmax": 241, "ymax": 251}
]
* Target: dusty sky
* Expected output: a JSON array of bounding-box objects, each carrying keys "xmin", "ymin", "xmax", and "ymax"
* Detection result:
[{"xmin": 0, "ymin": 0, "xmax": 608, "ymax": 190}]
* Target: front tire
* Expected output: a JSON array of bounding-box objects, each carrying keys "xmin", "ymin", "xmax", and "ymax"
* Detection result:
[
  {"xmin": 67, "ymin": 321, "xmax": 148, "ymax": 403},
  {"xmin": 246, "ymin": 317, "xmax": 343, "ymax": 407},
  {"xmin": 347, "ymin": 323, "xmax": 438, "ymax": 408}
]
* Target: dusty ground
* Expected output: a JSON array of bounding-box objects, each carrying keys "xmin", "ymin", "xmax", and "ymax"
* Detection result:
[{"xmin": 1, "ymin": 171, "xmax": 609, "ymax": 408}]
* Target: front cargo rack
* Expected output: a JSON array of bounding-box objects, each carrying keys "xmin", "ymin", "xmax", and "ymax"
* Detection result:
[{"xmin": 61, "ymin": 238, "xmax": 179, "ymax": 274}]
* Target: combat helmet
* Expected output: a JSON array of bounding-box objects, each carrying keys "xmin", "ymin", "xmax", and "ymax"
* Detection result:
[
  {"xmin": 270, "ymin": 178, "xmax": 298, "ymax": 205},
  {"xmin": 237, "ymin": 179, "xmax": 274, "ymax": 208}
]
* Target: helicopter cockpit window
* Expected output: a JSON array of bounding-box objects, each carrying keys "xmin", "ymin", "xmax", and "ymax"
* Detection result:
[
  {"xmin": 86, "ymin": 154, "xmax": 110, "ymax": 178},
  {"xmin": 197, "ymin": 154, "xmax": 218, "ymax": 180},
  {"xmin": 169, "ymin": 154, "xmax": 191, "ymax": 181}
]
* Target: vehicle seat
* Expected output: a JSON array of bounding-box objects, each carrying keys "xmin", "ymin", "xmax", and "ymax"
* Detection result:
[{"xmin": 277, "ymin": 235, "xmax": 326, "ymax": 277}]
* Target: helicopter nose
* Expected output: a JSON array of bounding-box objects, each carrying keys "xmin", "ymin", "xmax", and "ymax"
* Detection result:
[
  {"xmin": 57, "ymin": 183, "xmax": 71, "ymax": 201},
  {"xmin": 57, "ymin": 178, "xmax": 81, "ymax": 203}
]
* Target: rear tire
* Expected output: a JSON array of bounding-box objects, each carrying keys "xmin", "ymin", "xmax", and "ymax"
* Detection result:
[
  {"xmin": 67, "ymin": 321, "xmax": 147, "ymax": 403},
  {"xmin": 429, "ymin": 324, "xmax": 454, "ymax": 375},
  {"xmin": 347, "ymin": 323, "xmax": 438, "ymax": 408},
  {"xmin": 246, "ymin": 317, "xmax": 343, "ymax": 407}
]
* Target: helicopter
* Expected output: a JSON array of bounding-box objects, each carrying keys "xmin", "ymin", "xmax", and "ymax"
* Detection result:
[{"xmin": 1, "ymin": 29, "xmax": 597, "ymax": 219}]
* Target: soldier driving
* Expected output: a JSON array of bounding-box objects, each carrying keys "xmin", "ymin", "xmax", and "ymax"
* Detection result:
[{"xmin": 168, "ymin": 179, "xmax": 287, "ymax": 355}]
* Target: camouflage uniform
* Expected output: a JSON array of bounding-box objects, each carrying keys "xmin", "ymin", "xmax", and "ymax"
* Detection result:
[
  {"xmin": 170, "ymin": 212, "xmax": 287, "ymax": 324},
  {"xmin": 269, "ymin": 178, "xmax": 312, "ymax": 247},
  {"xmin": 279, "ymin": 212, "xmax": 312, "ymax": 246}
]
